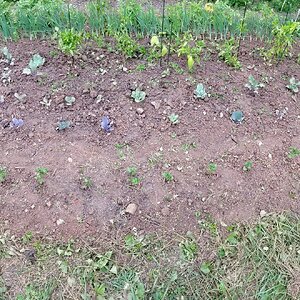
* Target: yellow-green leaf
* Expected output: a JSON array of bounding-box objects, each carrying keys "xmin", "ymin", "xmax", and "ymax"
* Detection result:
[
  {"xmin": 187, "ymin": 55, "xmax": 194, "ymax": 71},
  {"xmin": 151, "ymin": 35, "xmax": 160, "ymax": 47},
  {"xmin": 161, "ymin": 45, "xmax": 168, "ymax": 57}
]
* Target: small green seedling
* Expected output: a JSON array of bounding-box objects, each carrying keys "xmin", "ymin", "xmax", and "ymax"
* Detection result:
[
  {"xmin": 168, "ymin": 113, "xmax": 179, "ymax": 125},
  {"xmin": 65, "ymin": 96, "xmax": 76, "ymax": 106},
  {"xmin": 1, "ymin": 47, "xmax": 13, "ymax": 64},
  {"xmin": 182, "ymin": 142, "xmax": 197, "ymax": 152},
  {"xmin": 127, "ymin": 166, "xmax": 140, "ymax": 186},
  {"xmin": 286, "ymin": 77, "xmax": 300, "ymax": 93},
  {"xmin": 131, "ymin": 88, "xmax": 146, "ymax": 102},
  {"xmin": 245, "ymin": 75, "xmax": 265, "ymax": 93},
  {"xmin": 243, "ymin": 161, "xmax": 253, "ymax": 171},
  {"xmin": 35, "ymin": 167, "xmax": 48, "ymax": 185},
  {"xmin": 0, "ymin": 167, "xmax": 7, "ymax": 183},
  {"xmin": 194, "ymin": 83, "xmax": 207, "ymax": 100},
  {"xmin": 130, "ymin": 177, "xmax": 141, "ymax": 186},
  {"xmin": 200, "ymin": 262, "xmax": 212, "ymax": 274},
  {"xmin": 23, "ymin": 54, "xmax": 45, "ymax": 75},
  {"xmin": 162, "ymin": 172, "xmax": 174, "ymax": 182},
  {"xmin": 80, "ymin": 176, "xmax": 93, "ymax": 190},
  {"xmin": 57, "ymin": 120, "xmax": 71, "ymax": 131},
  {"xmin": 208, "ymin": 163, "xmax": 217, "ymax": 174},
  {"xmin": 179, "ymin": 234, "xmax": 198, "ymax": 261},
  {"xmin": 127, "ymin": 166, "xmax": 138, "ymax": 176},
  {"xmin": 135, "ymin": 64, "xmax": 146, "ymax": 72},
  {"xmin": 288, "ymin": 147, "xmax": 300, "ymax": 159}
]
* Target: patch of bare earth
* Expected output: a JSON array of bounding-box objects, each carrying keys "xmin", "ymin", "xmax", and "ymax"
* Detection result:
[{"xmin": 0, "ymin": 38, "xmax": 299, "ymax": 239}]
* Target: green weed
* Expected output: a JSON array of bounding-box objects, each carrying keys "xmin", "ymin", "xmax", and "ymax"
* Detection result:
[
  {"xmin": 57, "ymin": 28, "xmax": 83, "ymax": 56},
  {"xmin": 179, "ymin": 233, "xmax": 198, "ymax": 261},
  {"xmin": 217, "ymin": 38, "xmax": 241, "ymax": 69},
  {"xmin": 288, "ymin": 147, "xmax": 300, "ymax": 159},
  {"xmin": 286, "ymin": 77, "xmax": 300, "ymax": 93},
  {"xmin": 162, "ymin": 171, "xmax": 174, "ymax": 182},
  {"xmin": 243, "ymin": 160, "xmax": 253, "ymax": 171},
  {"xmin": 168, "ymin": 113, "xmax": 179, "ymax": 124},
  {"xmin": 127, "ymin": 166, "xmax": 141, "ymax": 186},
  {"xmin": 208, "ymin": 162, "xmax": 217, "ymax": 174},
  {"xmin": 35, "ymin": 167, "xmax": 48, "ymax": 185},
  {"xmin": 0, "ymin": 167, "xmax": 7, "ymax": 183}
]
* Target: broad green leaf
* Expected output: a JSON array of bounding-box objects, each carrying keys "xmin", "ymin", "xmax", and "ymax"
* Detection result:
[
  {"xmin": 150, "ymin": 35, "xmax": 160, "ymax": 47},
  {"xmin": 200, "ymin": 262, "xmax": 211, "ymax": 274},
  {"xmin": 231, "ymin": 110, "xmax": 244, "ymax": 123},
  {"xmin": 28, "ymin": 54, "xmax": 45, "ymax": 71},
  {"xmin": 194, "ymin": 83, "xmax": 207, "ymax": 99},
  {"xmin": 131, "ymin": 88, "xmax": 146, "ymax": 102},
  {"xmin": 187, "ymin": 55, "xmax": 194, "ymax": 71},
  {"xmin": 161, "ymin": 45, "xmax": 168, "ymax": 57}
]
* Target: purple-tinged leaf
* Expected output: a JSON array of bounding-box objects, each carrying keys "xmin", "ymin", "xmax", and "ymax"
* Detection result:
[
  {"xmin": 11, "ymin": 118, "xmax": 24, "ymax": 128},
  {"xmin": 101, "ymin": 116, "xmax": 112, "ymax": 133}
]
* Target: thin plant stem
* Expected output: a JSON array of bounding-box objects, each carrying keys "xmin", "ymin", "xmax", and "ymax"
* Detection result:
[
  {"xmin": 237, "ymin": 0, "xmax": 248, "ymax": 57},
  {"xmin": 160, "ymin": 0, "xmax": 166, "ymax": 67},
  {"xmin": 167, "ymin": 20, "xmax": 172, "ymax": 66}
]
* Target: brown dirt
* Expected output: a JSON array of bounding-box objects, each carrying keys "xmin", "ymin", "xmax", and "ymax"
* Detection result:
[{"xmin": 0, "ymin": 38, "xmax": 299, "ymax": 239}]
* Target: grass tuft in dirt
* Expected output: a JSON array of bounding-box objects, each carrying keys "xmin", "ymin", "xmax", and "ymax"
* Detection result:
[{"xmin": 1, "ymin": 213, "xmax": 299, "ymax": 299}]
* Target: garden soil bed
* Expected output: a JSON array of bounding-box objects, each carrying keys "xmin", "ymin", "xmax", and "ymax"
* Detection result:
[{"xmin": 0, "ymin": 38, "xmax": 299, "ymax": 238}]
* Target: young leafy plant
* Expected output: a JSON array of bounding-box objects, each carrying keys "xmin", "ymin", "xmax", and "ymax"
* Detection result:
[
  {"xmin": 0, "ymin": 167, "xmax": 7, "ymax": 183},
  {"xmin": 56, "ymin": 120, "xmax": 71, "ymax": 131},
  {"xmin": 115, "ymin": 32, "xmax": 145, "ymax": 58},
  {"xmin": 177, "ymin": 34, "xmax": 205, "ymax": 72},
  {"xmin": 162, "ymin": 171, "xmax": 174, "ymax": 182},
  {"xmin": 208, "ymin": 163, "xmax": 217, "ymax": 174},
  {"xmin": 65, "ymin": 96, "xmax": 76, "ymax": 106},
  {"xmin": 168, "ymin": 113, "xmax": 179, "ymax": 124},
  {"xmin": 179, "ymin": 235, "xmax": 198, "ymax": 261},
  {"xmin": 286, "ymin": 77, "xmax": 300, "ymax": 93},
  {"xmin": 131, "ymin": 88, "xmax": 146, "ymax": 103},
  {"xmin": 266, "ymin": 21, "xmax": 299, "ymax": 62},
  {"xmin": 243, "ymin": 161, "xmax": 253, "ymax": 172},
  {"xmin": 217, "ymin": 38, "xmax": 241, "ymax": 69},
  {"xmin": 127, "ymin": 166, "xmax": 141, "ymax": 186},
  {"xmin": 80, "ymin": 176, "xmax": 93, "ymax": 190},
  {"xmin": 194, "ymin": 83, "xmax": 207, "ymax": 100},
  {"xmin": 1, "ymin": 47, "xmax": 13, "ymax": 64},
  {"xmin": 23, "ymin": 54, "xmax": 45, "ymax": 75},
  {"xmin": 288, "ymin": 147, "xmax": 300, "ymax": 159},
  {"xmin": 35, "ymin": 167, "xmax": 48, "ymax": 185},
  {"xmin": 245, "ymin": 75, "xmax": 265, "ymax": 93},
  {"xmin": 57, "ymin": 28, "xmax": 83, "ymax": 56}
]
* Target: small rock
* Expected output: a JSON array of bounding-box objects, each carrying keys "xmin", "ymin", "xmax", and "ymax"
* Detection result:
[
  {"xmin": 260, "ymin": 210, "xmax": 267, "ymax": 218},
  {"xmin": 28, "ymin": 132, "xmax": 34, "ymax": 138},
  {"xmin": 68, "ymin": 157, "xmax": 73, "ymax": 163},
  {"xmin": 81, "ymin": 54, "xmax": 88, "ymax": 61},
  {"xmin": 136, "ymin": 108, "xmax": 144, "ymax": 115},
  {"xmin": 187, "ymin": 199, "xmax": 193, "ymax": 206},
  {"xmin": 90, "ymin": 90, "xmax": 97, "ymax": 99},
  {"xmin": 151, "ymin": 101, "xmax": 161, "ymax": 110},
  {"xmin": 125, "ymin": 203, "xmax": 137, "ymax": 215},
  {"xmin": 82, "ymin": 89, "xmax": 89, "ymax": 94},
  {"xmin": 0, "ymin": 95, "xmax": 4, "ymax": 104},
  {"xmin": 161, "ymin": 206, "xmax": 170, "ymax": 216},
  {"xmin": 56, "ymin": 219, "xmax": 65, "ymax": 225},
  {"xmin": 46, "ymin": 201, "xmax": 52, "ymax": 208}
]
